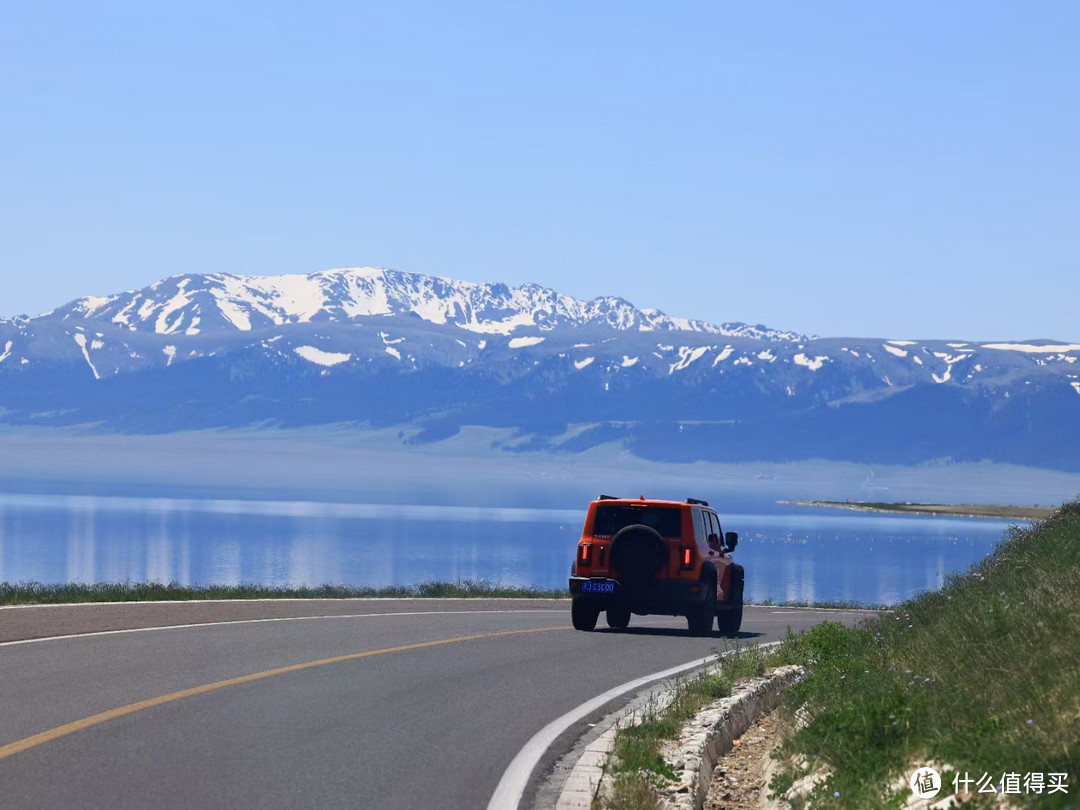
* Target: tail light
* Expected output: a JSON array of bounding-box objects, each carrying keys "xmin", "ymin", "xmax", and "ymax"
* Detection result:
[
  {"xmin": 681, "ymin": 546, "xmax": 694, "ymax": 570},
  {"xmin": 579, "ymin": 543, "xmax": 593, "ymax": 567}
]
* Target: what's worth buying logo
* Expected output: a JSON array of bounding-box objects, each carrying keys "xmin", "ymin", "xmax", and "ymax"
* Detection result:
[{"xmin": 910, "ymin": 767, "xmax": 942, "ymax": 799}]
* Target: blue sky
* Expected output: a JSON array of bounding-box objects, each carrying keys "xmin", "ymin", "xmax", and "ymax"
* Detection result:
[{"xmin": 3, "ymin": 1, "xmax": 1077, "ymax": 340}]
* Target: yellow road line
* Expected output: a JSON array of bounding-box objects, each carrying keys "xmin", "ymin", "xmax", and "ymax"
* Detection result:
[{"xmin": 0, "ymin": 625, "xmax": 565, "ymax": 763}]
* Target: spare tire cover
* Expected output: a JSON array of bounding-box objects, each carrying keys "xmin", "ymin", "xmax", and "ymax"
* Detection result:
[{"xmin": 610, "ymin": 524, "xmax": 667, "ymax": 588}]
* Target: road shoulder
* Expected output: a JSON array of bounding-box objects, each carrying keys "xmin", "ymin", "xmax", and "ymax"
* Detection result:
[{"xmin": 0, "ymin": 598, "xmax": 569, "ymax": 643}]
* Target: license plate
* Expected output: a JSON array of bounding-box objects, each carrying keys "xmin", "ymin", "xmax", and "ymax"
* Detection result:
[{"xmin": 581, "ymin": 581, "xmax": 615, "ymax": 594}]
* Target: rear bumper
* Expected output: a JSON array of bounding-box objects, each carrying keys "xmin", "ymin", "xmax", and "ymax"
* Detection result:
[{"xmin": 569, "ymin": 576, "xmax": 708, "ymax": 616}]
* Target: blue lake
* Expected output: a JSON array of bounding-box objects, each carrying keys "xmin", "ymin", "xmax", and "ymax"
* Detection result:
[{"xmin": 0, "ymin": 493, "xmax": 1018, "ymax": 605}]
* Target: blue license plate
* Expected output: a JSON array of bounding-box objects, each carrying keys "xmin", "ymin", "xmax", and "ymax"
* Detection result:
[{"xmin": 582, "ymin": 581, "xmax": 615, "ymax": 594}]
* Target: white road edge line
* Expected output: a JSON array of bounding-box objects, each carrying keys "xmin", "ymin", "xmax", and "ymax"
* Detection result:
[
  {"xmin": 0, "ymin": 597, "xmax": 569, "ymax": 611},
  {"xmin": 0, "ymin": 610, "xmax": 567, "ymax": 648},
  {"xmin": 486, "ymin": 640, "xmax": 782, "ymax": 810},
  {"xmin": 0, "ymin": 601, "xmax": 873, "ymax": 611}
]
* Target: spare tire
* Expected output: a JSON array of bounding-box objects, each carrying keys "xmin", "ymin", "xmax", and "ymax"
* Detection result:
[{"xmin": 610, "ymin": 524, "xmax": 667, "ymax": 590}]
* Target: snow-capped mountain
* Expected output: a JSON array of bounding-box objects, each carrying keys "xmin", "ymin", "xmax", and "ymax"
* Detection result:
[
  {"xmin": 47, "ymin": 267, "xmax": 803, "ymax": 341},
  {"xmin": 2, "ymin": 267, "xmax": 1079, "ymax": 471}
]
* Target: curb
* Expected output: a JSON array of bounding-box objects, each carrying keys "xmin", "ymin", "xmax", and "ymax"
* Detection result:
[
  {"xmin": 657, "ymin": 665, "xmax": 803, "ymax": 809},
  {"xmin": 538, "ymin": 644, "xmax": 790, "ymax": 810},
  {"xmin": 535, "ymin": 656, "xmax": 721, "ymax": 809}
]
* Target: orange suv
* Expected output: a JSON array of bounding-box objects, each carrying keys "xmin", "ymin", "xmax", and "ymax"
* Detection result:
[{"xmin": 569, "ymin": 495, "xmax": 744, "ymax": 636}]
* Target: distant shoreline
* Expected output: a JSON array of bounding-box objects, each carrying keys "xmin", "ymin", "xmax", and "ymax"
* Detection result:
[{"xmin": 781, "ymin": 500, "xmax": 1056, "ymax": 521}]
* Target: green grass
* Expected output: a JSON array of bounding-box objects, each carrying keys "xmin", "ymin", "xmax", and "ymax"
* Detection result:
[
  {"xmin": 769, "ymin": 497, "xmax": 1080, "ymax": 809},
  {"xmin": 753, "ymin": 598, "xmax": 885, "ymax": 610},
  {"xmin": 0, "ymin": 580, "xmax": 886, "ymax": 609},
  {"xmin": 0, "ymin": 579, "xmax": 570, "ymax": 605},
  {"xmin": 598, "ymin": 643, "xmax": 772, "ymax": 809}
]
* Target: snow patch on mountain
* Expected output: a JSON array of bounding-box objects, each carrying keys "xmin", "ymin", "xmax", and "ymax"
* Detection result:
[
  {"xmin": 982, "ymin": 343, "xmax": 1080, "ymax": 353},
  {"xmin": 82, "ymin": 297, "xmax": 118, "ymax": 317},
  {"xmin": 574, "ymin": 357, "xmax": 595, "ymax": 370},
  {"xmin": 712, "ymin": 346, "xmax": 735, "ymax": 366},
  {"xmin": 155, "ymin": 285, "xmax": 192, "ymax": 334},
  {"xmin": 882, "ymin": 344, "xmax": 908, "ymax": 358},
  {"xmin": 670, "ymin": 346, "xmax": 709, "ymax": 374},
  {"xmin": 794, "ymin": 353, "xmax": 829, "ymax": 371},
  {"xmin": 215, "ymin": 296, "xmax": 252, "ymax": 331},
  {"xmin": 72, "ymin": 332, "xmax": 101, "ymax": 379},
  {"xmin": 508, "ymin": 336, "xmax": 545, "ymax": 348},
  {"xmin": 294, "ymin": 346, "xmax": 351, "ymax": 366}
]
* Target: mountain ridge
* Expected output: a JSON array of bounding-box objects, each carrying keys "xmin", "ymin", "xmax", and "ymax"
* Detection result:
[
  {"xmin": 2, "ymin": 266, "xmax": 1079, "ymax": 471},
  {"xmin": 42, "ymin": 266, "xmax": 805, "ymax": 342}
]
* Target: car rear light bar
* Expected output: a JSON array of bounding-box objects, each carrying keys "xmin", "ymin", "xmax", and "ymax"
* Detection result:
[
  {"xmin": 579, "ymin": 543, "xmax": 593, "ymax": 566},
  {"xmin": 681, "ymin": 547, "xmax": 694, "ymax": 569}
]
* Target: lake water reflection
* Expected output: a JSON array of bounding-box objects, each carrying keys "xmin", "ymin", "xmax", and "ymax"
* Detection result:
[{"xmin": 0, "ymin": 493, "xmax": 1015, "ymax": 605}]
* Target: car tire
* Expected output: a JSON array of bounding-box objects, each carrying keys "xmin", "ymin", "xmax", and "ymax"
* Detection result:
[
  {"xmin": 571, "ymin": 600, "xmax": 600, "ymax": 631},
  {"xmin": 687, "ymin": 585, "xmax": 715, "ymax": 636},
  {"xmin": 606, "ymin": 606, "xmax": 631, "ymax": 630},
  {"xmin": 717, "ymin": 567, "xmax": 744, "ymax": 637}
]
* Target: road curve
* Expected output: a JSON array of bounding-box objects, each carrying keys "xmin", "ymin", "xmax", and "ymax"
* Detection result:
[{"xmin": 0, "ymin": 600, "xmax": 870, "ymax": 809}]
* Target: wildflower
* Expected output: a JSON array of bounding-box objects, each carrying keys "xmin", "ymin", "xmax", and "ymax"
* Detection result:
[
  {"xmin": 904, "ymin": 669, "xmax": 912, "ymax": 674},
  {"xmin": 834, "ymin": 791, "xmax": 840, "ymax": 797},
  {"xmin": 840, "ymin": 675, "xmax": 846, "ymax": 679},
  {"xmin": 1026, "ymin": 719, "xmax": 1034, "ymax": 725}
]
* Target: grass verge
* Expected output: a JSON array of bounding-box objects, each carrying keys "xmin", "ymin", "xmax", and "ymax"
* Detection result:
[
  {"xmin": 769, "ymin": 497, "xmax": 1080, "ymax": 809},
  {"xmin": 0, "ymin": 579, "xmax": 570, "ymax": 605},
  {"xmin": 597, "ymin": 642, "xmax": 773, "ymax": 810},
  {"xmin": 754, "ymin": 598, "xmax": 885, "ymax": 610},
  {"xmin": 0, "ymin": 580, "xmax": 885, "ymax": 609}
]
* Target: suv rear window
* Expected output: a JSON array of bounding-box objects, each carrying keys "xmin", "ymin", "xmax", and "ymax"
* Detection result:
[{"xmin": 593, "ymin": 505, "xmax": 682, "ymax": 538}]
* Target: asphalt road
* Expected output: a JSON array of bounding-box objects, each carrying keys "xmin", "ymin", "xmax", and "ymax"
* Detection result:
[{"xmin": 0, "ymin": 600, "xmax": 871, "ymax": 809}]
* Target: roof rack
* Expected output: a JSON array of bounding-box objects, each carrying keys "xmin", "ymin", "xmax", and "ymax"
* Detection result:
[
  {"xmin": 685, "ymin": 497, "xmax": 710, "ymax": 506},
  {"xmin": 596, "ymin": 494, "xmax": 620, "ymax": 501}
]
